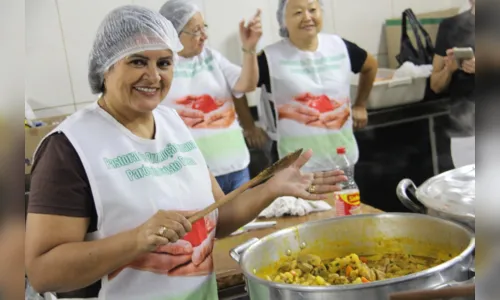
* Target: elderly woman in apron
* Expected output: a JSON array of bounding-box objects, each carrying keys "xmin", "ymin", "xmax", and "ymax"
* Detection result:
[
  {"xmin": 256, "ymin": 0, "xmax": 378, "ymax": 172},
  {"xmin": 25, "ymin": 5, "xmax": 346, "ymax": 300},
  {"xmin": 158, "ymin": 0, "xmax": 268, "ymax": 194}
]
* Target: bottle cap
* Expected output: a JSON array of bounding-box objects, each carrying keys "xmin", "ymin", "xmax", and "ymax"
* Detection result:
[{"xmin": 337, "ymin": 147, "xmax": 346, "ymax": 154}]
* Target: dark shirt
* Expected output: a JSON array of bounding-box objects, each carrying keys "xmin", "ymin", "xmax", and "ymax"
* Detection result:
[
  {"xmin": 256, "ymin": 38, "xmax": 368, "ymax": 126},
  {"xmin": 434, "ymin": 10, "xmax": 475, "ymax": 100},
  {"xmin": 28, "ymin": 133, "xmax": 100, "ymax": 298}
]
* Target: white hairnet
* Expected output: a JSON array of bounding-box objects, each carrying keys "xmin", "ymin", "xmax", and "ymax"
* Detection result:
[
  {"xmin": 159, "ymin": 0, "xmax": 201, "ymax": 33},
  {"xmin": 88, "ymin": 5, "xmax": 183, "ymax": 94},
  {"xmin": 277, "ymin": 0, "xmax": 324, "ymax": 38}
]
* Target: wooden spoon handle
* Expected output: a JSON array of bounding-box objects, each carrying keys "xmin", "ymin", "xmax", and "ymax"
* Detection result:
[
  {"xmin": 188, "ymin": 178, "xmax": 256, "ymax": 223},
  {"xmin": 187, "ymin": 148, "xmax": 303, "ymax": 223}
]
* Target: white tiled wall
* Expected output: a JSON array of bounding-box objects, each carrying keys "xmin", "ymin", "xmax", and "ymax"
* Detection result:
[{"xmin": 27, "ymin": 0, "xmax": 466, "ymax": 117}]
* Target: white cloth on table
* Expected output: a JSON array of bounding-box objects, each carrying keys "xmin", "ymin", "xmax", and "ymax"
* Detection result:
[{"xmin": 258, "ymin": 196, "xmax": 332, "ymax": 218}]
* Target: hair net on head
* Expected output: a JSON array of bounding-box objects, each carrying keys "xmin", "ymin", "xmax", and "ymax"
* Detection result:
[
  {"xmin": 276, "ymin": 0, "xmax": 324, "ymax": 38},
  {"xmin": 88, "ymin": 5, "xmax": 183, "ymax": 94},
  {"xmin": 159, "ymin": 0, "xmax": 201, "ymax": 34}
]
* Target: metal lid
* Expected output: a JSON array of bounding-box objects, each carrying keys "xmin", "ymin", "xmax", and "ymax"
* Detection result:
[{"xmin": 417, "ymin": 164, "xmax": 475, "ymax": 218}]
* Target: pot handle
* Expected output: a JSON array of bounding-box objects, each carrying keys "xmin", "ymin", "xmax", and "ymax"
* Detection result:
[
  {"xmin": 396, "ymin": 179, "xmax": 426, "ymax": 214},
  {"xmin": 433, "ymin": 260, "xmax": 476, "ymax": 289},
  {"xmin": 229, "ymin": 237, "xmax": 260, "ymax": 263}
]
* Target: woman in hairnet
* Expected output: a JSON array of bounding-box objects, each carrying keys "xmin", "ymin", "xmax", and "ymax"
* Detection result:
[
  {"xmin": 25, "ymin": 5, "xmax": 345, "ymax": 300},
  {"xmin": 159, "ymin": 0, "xmax": 267, "ymax": 194},
  {"xmin": 257, "ymin": 0, "xmax": 378, "ymax": 171}
]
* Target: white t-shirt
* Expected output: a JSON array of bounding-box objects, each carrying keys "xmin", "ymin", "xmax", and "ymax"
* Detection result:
[{"xmin": 162, "ymin": 47, "xmax": 250, "ymax": 176}]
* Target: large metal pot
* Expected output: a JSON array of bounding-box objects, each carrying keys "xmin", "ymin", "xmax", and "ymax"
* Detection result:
[
  {"xmin": 397, "ymin": 164, "xmax": 475, "ymax": 230},
  {"xmin": 230, "ymin": 213, "xmax": 474, "ymax": 300}
]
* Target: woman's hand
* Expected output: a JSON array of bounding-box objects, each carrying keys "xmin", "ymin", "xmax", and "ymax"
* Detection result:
[
  {"xmin": 239, "ymin": 9, "xmax": 262, "ymax": 51},
  {"xmin": 178, "ymin": 109, "xmax": 204, "ymax": 128},
  {"xmin": 462, "ymin": 57, "xmax": 475, "ymax": 74},
  {"xmin": 133, "ymin": 210, "xmax": 192, "ymax": 253},
  {"xmin": 445, "ymin": 49, "xmax": 460, "ymax": 73},
  {"xmin": 351, "ymin": 105, "xmax": 368, "ymax": 129},
  {"xmin": 277, "ymin": 103, "xmax": 319, "ymax": 124},
  {"xmin": 265, "ymin": 149, "xmax": 347, "ymax": 200}
]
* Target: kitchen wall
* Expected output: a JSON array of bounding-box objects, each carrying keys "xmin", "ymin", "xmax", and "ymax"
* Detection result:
[{"xmin": 26, "ymin": 0, "xmax": 469, "ymax": 118}]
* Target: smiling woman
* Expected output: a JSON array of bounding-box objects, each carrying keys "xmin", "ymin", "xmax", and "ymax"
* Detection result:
[
  {"xmin": 100, "ymin": 51, "xmax": 175, "ymax": 115},
  {"xmin": 24, "ymin": 4, "xmax": 346, "ymax": 300},
  {"xmin": 252, "ymin": 0, "xmax": 378, "ymax": 172}
]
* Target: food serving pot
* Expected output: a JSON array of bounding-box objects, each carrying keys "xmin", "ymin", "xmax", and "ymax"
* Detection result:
[
  {"xmin": 397, "ymin": 164, "xmax": 475, "ymax": 230},
  {"xmin": 230, "ymin": 213, "xmax": 474, "ymax": 300}
]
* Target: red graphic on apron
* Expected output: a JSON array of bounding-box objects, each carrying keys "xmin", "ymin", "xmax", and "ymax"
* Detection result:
[
  {"xmin": 191, "ymin": 95, "xmax": 219, "ymax": 113},
  {"xmin": 176, "ymin": 94, "xmax": 219, "ymax": 113},
  {"xmin": 277, "ymin": 93, "xmax": 350, "ymax": 129},
  {"xmin": 295, "ymin": 93, "xmax": 341, "ymax": 113},
  {"xmin": 174, "ymin": 95, "xmax": 236, "ymax": 129}
]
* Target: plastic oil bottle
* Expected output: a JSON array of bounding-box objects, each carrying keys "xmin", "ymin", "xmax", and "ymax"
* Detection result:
[{"xmin": 334, "ymin": 147, "xmax": 361, "ymax": 216}]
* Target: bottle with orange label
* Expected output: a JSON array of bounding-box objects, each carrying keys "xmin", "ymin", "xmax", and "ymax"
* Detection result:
[{"xmin": 334, "ymin": 147, "xmax": 362, "ymax": 216}]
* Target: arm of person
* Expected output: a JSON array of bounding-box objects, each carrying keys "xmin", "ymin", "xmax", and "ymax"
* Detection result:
[
  {"xmin": 430, "ymin": 55, "xmax": 454, "ymax": 94},
  {"xmin": 234, "ymin": 50, "xmax": 259, "ymax": 93},
  {"xmin": 430, "ymin": 20, "xmax": 454, "ymax": 94},
  {"xmin": 354, "ymin": 54, "xmax": 377, "ymax": 107},
  {"xmin": 233, "ymin": 94, "xmax": 256, "ymax": 132},
  {"xmin": 210, "ymin": 172, "xmax": 274, "ymax": 238},
  {"xmin": 343, "ymin": 39, "xmax": 378, "ymax": 107},
  {"xmin": 25, "ymin": 134, "xmax": 142, "ymax": 293},
  {"xmin": 211, "ymin": 150, "xmax": 346, "ymax": 238},
  {"xmin": 26, "ymin": 215, "xmax": 140, "ymax": 293},
  {"xmin": 343, "ymin": 39, "xmax": 377, "ymax": 108},
  {"xmin": 214, "ymin": 48, "xmax": 257, "ymax": 94}
]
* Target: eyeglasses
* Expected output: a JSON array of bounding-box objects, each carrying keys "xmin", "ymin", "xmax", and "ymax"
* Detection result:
[{"xmin": 181, "ymin": 24, "xmax": 208, "ymax": 37}]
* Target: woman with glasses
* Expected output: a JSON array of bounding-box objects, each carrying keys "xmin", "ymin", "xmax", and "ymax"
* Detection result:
[{"xmin": 159, "ymin": 0, "xmax": 266, "ymax": 194}]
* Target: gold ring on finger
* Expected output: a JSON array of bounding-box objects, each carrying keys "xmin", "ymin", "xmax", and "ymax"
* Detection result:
[
  {"xmin": 308, "ymin": 184, "xmax": 316, "ymax": 193},
  {"xmin": 158, "ymin": 226, "xmax": 167, "ymax": 237}
]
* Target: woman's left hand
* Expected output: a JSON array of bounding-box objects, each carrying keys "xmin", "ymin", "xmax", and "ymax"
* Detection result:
[
  {"xmin": 461, "ymin": 57, "xmax": 475, "ymax": 74},
  {"xmin": 239, "ymin": 9, "xmax": 262, "ymax": 51},
  {"xmin": 266, "ymin": 149, "xmax": 347, "ymax": 200},
  {"xmin": 352, "ymin": 105, "xmax": 368, "ymax": 129}
]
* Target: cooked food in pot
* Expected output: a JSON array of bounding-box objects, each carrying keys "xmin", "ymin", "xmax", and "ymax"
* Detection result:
[{"xmin": 257, "ymin": 252, "xmax": 447, "ymax": 286}]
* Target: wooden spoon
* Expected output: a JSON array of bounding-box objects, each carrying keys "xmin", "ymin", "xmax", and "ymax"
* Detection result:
[
  {"xmin": 188, "ymin": 148, "xmax": 304, "ymax": 223},
  {"xmin": 389, "ymin": 284, "xmax": 475, "ymax": 300}
]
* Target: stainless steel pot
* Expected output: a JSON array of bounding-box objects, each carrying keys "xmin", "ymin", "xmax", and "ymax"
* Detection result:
[
  {"xmin": 397, "ymin": 164, "xmax": 475, "ymax": 230},
  {"xmin": 230, "ymin": 213, "xmax": 474, "ymax": 300}
]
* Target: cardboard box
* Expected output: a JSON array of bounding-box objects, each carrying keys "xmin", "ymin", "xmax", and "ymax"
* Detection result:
[
  {"xmin": 385, "ymin": 8, "xmax": 460, "ymax": 69},
  {"xmin": 25, "ymin": 115, "xmax": 69, "ymax": 174}
]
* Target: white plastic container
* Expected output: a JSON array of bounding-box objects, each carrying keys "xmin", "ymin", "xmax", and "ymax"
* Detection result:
[{"xmin": 350, "ymin": 68, "xmax": 426, "ymax": 110}]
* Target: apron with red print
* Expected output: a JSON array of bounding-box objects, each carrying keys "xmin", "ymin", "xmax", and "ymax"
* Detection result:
[
  {"xmin": 264, "ymin": 33, "xmax": 359, "ymax": 173},
  {"xmin": 162, "ymin": 47, "xmax": 249, "ymax": 177},
  {"xmin": 38, "ymin": 103, "xmax": 218, "ymax": 300}
]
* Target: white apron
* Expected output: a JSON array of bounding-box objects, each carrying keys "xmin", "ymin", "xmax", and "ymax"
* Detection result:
[
  {"xmin": 264, "ymin": 34, "xmax": 359, "ymax": 172},
  {"xmin": 38, "ymin": 103, "xmax": 218, "ymax": 300},
  {"xmin": 162, "ymin": 47, "xmax": 250, "ymax": 177}
]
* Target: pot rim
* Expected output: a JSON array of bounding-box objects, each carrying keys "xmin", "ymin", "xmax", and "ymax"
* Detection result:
[{"xmin": 239, "ymin": 213, "xmax": 475, "ymax": 292}]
